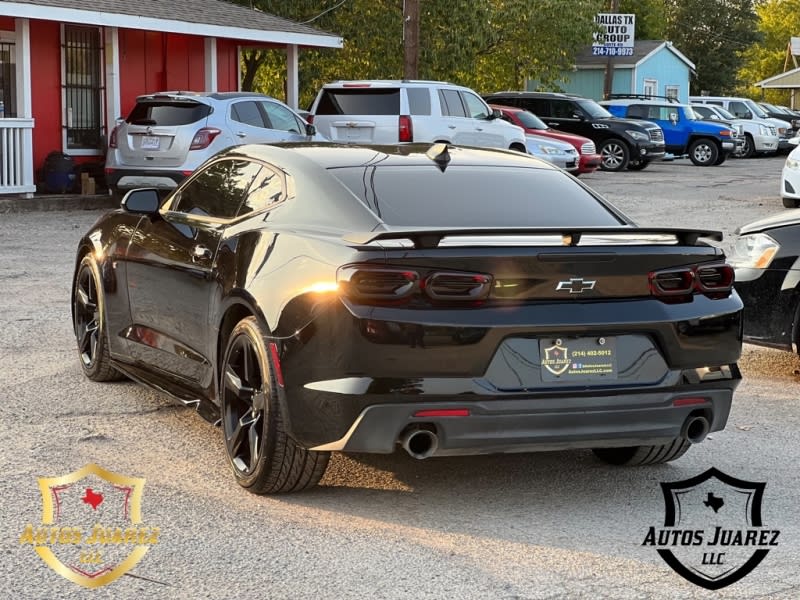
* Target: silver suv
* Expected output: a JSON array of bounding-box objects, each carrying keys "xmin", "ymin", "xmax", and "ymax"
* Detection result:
[
  {"xmin": 308, "ymin": 80, "xmax": 527, "ymax": 151},
  {"xmin": 106, "ymin": 92, "xmax": 322, "ymax": 194}
]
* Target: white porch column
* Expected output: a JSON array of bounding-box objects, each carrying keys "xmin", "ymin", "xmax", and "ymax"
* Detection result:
[
  {"xmin": 104, "ymin": 27, "xmax": 121, "ymax": 132},
  {"xmin": 286, "ymin": 44, "xmax": 298, "ymax": 109},
  {"xmin": 14, "ymin": 17, "xmax": 34, "ymax": 196},
  {"xmin": 204, "ymin": 37, "xmax": 218, "ymax": 92}
]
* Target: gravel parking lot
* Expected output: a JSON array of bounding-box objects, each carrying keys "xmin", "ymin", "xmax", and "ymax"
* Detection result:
[{"xmin": 2, "ymin": 154, "xmax": 800, "ymax": 599}]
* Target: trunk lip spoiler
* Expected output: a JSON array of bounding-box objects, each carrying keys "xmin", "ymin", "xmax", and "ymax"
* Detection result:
[{"xmin": 342, "ymin": 227, "xmax": 723, "ymax": 249}]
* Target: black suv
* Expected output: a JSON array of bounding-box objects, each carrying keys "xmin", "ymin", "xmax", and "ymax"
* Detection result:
[{"xmin": 483, "ymin": 91, "xmax": 666, "ymax": 171}]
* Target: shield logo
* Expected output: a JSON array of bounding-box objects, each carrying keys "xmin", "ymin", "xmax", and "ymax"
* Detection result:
[
  {"xmin": 26, "ymin": 464, "xmax": 154, "ymax": 589},
  {"xmin": 655, "ymin": 467, "xmax": 776, "ymax": 590},
  {"xmin": 542, "ymin": 343, "xmax": 570, "ymax": 375}
]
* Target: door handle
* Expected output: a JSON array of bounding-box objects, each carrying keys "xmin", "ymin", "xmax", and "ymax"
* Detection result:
[
  {"xmin": 236, "ymin": 131, "xmax": 247, "ymax": 138},
  {"xmin": 547, "ymin": 122, "xmax": 560, "ymax": 127},
  {"xmin": 192, "ymin": 245, "xmax": 212, "ymax": 261},
  {"xmin": 448, "ymin": 125, "xmax": 456, "ymax": 129},
  {"xmin": 476, "ymin": 127, "xmax": 484, "ymax": 131}
]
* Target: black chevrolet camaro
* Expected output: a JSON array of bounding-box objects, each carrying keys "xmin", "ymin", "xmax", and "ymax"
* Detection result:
[{"xmin": 72, "ymin": 143, "xmax": 743, "ymax": 493}]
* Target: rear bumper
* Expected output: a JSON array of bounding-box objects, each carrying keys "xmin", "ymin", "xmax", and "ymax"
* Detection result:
[
  {"xmin": 105, "ymin": 168, "xmax": 189, "ymax": 191},
  {"xmin": 309, "ymin": 381, "xmax": 738, "ymax": 455}
]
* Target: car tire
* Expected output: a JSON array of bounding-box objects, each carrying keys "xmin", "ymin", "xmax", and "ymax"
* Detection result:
[
  {"xmin": 688, "ymin": 138, "xmax": 719, "ymax": 166},
  {"xmin": 591, "ymin": 438, "xmax": 691, "ymax": 466},
  {"xmin": 221, "ymin": 316, "xmax": 329, "ymax": 494},
  {"xmin": 626, "ymin": 159, "xmax": 650, "ymax": 171},
  {"xmin": 598, "ymin": 139, "xmax": 629, "ymax": 171},
  {"xmin": 783, "ymin": 196, "xmax": 800, "ymax": 208},
  {"xmin": 72, "ymin": 255, "xmax": 124, "ymax": 382},
  {"xmin": 714, "ymin": 152, "xmax": 727, "ymax": 166},
  {"xmin": 735, "ymin": 134, "xmax": 755, "ymax": 159}
]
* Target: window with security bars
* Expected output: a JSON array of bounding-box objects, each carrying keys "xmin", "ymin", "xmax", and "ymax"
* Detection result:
[
  {"xmin": 63, "ymin": 25, "xmax": 104, "ymax": 151},
  {"xmin": 0, "ymin": 41, "xmax": 16, "ymax": 118}
]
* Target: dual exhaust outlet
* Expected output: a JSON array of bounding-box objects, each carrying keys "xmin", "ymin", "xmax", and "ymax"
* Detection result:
[{"xmin": 399, "ymin": 413, "xmax": 711, "ymax": 459}]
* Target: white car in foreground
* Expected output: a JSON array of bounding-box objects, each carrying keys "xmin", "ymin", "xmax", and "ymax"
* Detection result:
[{"xmin": 782, "ymin": 138, "xmax": 800, "ymax": 207}]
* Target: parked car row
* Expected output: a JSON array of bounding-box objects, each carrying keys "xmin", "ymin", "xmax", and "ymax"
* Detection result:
[{"xmin": 105, "ymin": 83, "xmax": 800, "ymax": 199}]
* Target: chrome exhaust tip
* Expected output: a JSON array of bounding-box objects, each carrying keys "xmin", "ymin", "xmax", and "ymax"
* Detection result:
[
  {"xmin": 682, "ymin": 415, "xmax": 711, "ymax": 444},
  {"xmin": 400, "ymin": 427, "xmax": 438, "ymax": 459}
]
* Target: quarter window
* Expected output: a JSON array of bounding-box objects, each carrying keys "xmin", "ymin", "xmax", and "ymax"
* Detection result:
[
  {"xmin": 172, "ymin": 160, "xmax": 261, "ymax": 219},
  {"xmin": 238, "ymin": 165, "xmax": 285, "ymax": 215}
]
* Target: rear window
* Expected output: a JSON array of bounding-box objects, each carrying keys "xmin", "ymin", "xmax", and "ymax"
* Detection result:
[
  {"xmin": 127, "ymin": 101, "xmax": 211, "ymax": 126},
  {"xmin": 314, "ymin": 88, "xmax": 401, "ymax": 115},
  {"xmin": 327, "ymin": 165, "xmax": 622, "ymax": 227}
]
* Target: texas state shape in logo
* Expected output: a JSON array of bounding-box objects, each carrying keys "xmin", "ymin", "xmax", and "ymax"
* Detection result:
[{"xmin": 19, "ymin": 464, "xmax": 159, "ymax": 588}]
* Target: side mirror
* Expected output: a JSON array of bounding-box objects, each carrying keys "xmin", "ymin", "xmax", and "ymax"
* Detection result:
[
  {"xmin": 121, "ymin": 188, "xmax": 161, "ymax": 215},
  {"xmin": 571, "ymin": 112, "xmax": 585, "ymax": 120},
  {"xmin": 305, "ymin": 122, "xmax": 316, "ymax": 137},
  {"xmin": 489, "ymin": 108, "xmax": 502, "ymax": 120},
  {"xmin": 669, "ymin": 112, "xmax": 678, "ymax": 124}
]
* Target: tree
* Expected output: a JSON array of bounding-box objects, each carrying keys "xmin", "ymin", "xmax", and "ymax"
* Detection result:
[
  {"xmin": 661, "ymin": 0, "xmax": 761, "ymax": 95},
  {"xmin": 738, "ymin": 0, "xmax": 800, "ymax": 104}
]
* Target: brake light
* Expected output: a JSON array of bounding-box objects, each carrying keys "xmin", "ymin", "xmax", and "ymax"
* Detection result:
[
  {"xmin": 338, "ymin": 266, "xmax": 419, "ymax": 303},
  {"xmin": 649, "ymin": 264, "xmax": 734, "ymax": 302},
  {"xmin": 399, "ymin": 115, "xmax": 413, "ymax": 142},
  {"xmin": 425, "ymin": 272, "xmax": 492, "ymax": 300},
  {"xmin": 189, "ymin": 127, "xmax": 222, "ymax": 150},
  {"xmin": 109, "ymin": 125, "xmax": 118, "ymax": 149},
  {"xmin": 337, "ymin": 265, "xmax": 493, "ymax": 305}
]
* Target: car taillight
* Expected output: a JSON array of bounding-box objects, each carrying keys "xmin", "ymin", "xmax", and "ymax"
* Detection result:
[
  {"xmin": 425, "ymin": 272, "xmax": 492, "ymax": 301},
  {"xmin": 338, "ymin": 267, "xmax": 419, "ymax": 303},
  {"xmin": 190, "ymin": 127, "xmax": 222, "ymax": 150},
  {"xmin": 649, "ymin": 264, "xmax": 734, "ymax": 302},
  {"xmin": 399, "ymin": 115, "xmax": 413, "ymax": 142},
  {"xmin": 338, "ymin": 265, "xmax": 493, "ymax": 305},
  {"xmin": 109, "ymin": 126, "xmax": 118, "ymax": 149}
]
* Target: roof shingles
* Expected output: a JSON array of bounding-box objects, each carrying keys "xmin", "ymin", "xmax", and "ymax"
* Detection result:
[{"xmin": 7, "ymin": 0, "xmax": 339, "ymax": 41}]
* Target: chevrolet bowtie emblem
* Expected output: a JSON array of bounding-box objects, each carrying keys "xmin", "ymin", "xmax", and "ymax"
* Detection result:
[{"xmin": 556, "ymin": 278, "xmax": 596, "ymax": 293}]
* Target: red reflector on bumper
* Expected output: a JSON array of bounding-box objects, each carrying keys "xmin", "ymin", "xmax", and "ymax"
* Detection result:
[
  {"xmin": 673, "ymin": 397, "xmax": 707, "ymax": 407},
  {"xmin": 413, "ymin": 409, "xmax": 469, "ymax": 417},
  {"xmin": 268, "ymin": 342, "xmax": 284, "ymax": 387}
]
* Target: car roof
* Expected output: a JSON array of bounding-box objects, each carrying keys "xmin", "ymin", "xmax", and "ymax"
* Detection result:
[
  {"xmin": 222, "ymin": 142, "xmax": 556, "ymax": 172},
  {"xmin": 602, "ymin": 98, "xmax": 689, "ymax": 108},
  {"xmin": 322, "ymin": 79, "xmax": 456, "ymax": 88},
  {"xmin": 485, "ymin": 91, "xmax": 583, "ymax": 99},
  {"xmin": 135, "ymin": 91, "xmax": 279, "ymax": 103}
]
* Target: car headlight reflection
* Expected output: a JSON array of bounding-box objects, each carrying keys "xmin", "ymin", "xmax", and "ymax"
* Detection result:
[
  {"xmin": 626, "ymin": 130, "xmax": 649, "ymax": 142},
  {"xmin": 729, "ymin": 233, "xmax": 780, "ymax": 269},
  {"xmin": 786, "ymin": 156, "xmax": 800, "ymax": 170}
]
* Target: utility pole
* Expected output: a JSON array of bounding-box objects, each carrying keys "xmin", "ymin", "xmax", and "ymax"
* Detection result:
[
  {"xmin": 403, "ymin": 0, "xmax": 420, "ymax": 80},
  {"xmin": 602, "ymin": 0, "xmax": 620, "ymax": 99}
]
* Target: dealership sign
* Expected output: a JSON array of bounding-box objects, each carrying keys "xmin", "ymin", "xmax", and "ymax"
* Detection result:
[{"xmin": 592, "ymin": 13, "xmax": 635, "ymax": 57}]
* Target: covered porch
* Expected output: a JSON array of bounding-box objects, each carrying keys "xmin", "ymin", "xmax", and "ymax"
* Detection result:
[{"xmin": 0, "ymin": 0, "xmax": 342, "ymax": 197}]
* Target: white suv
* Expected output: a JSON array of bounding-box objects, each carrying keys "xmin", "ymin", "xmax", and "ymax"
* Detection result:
[
  {"xmin": 106, "ymin": 91, "xmax": 323, "ymax": 195},
  {"xmin": 308, "ymin": 80, "xmax": 527, "ymax": 151}
]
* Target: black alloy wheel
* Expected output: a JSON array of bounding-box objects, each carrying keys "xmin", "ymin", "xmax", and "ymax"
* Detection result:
[
  {"xmin": 73, "ymin": 255, "xmax": 121, "ymax": 381},
  {"xmin": 220, "ymin": 317, "xmax": 329, "ymax": 493}
]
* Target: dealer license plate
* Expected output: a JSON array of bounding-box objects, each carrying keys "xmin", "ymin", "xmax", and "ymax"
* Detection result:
[
  {"xmin": 539, "ymin": 336, "xmax": 617, "ymax": 382},
  {"xmin": 140, "ymin": 135, "xmax": 160, "ymax": 150}
]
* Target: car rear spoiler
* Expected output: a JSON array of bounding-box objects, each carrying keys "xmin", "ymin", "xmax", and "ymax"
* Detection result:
[{"xmin": 343, "ymin": 227, "xmax": 723, "ymax": 249}]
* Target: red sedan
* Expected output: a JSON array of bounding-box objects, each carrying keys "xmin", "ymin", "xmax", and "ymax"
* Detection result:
[{"xmin": 491, "ymin": 104, "xmax": 602, "ymax": 175}]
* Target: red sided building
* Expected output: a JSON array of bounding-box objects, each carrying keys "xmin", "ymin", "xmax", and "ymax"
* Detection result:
[{"xmin": 0, "ymin": 0, "xmax": 341, "ymax": 195}]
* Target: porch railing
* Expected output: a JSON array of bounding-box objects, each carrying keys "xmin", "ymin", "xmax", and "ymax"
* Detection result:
[{"xmin": 0, "ymin": 118, "xmax": 35, "ymax": 194}]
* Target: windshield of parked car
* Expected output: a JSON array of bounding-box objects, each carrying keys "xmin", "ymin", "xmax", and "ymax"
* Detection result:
[
  {"xmin": 511, "ymin": 110, "xmax": 548, "ymax": 130},
  {"xmin": 575, "ymin": 99, "xmax": 613, "ymax": 119},
  {"xmin": 745, "ymin": 100, "xmax": 769, "ymax": 119},
  {"xmin": 327, "ymin": 165, "xmax": 624, "ymax": 227},
  {"xmin": 683, "ymin": 106, "xmax": 699, "ymax": 120},
  {"xmin": 713, "ymin": 106, "xmax": 736, "ymax": 120}
]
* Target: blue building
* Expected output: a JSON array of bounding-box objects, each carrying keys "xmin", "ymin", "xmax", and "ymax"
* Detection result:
[{"xmin": 543, "ymin": 40, "xmax": 695, "ymax": 103}]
